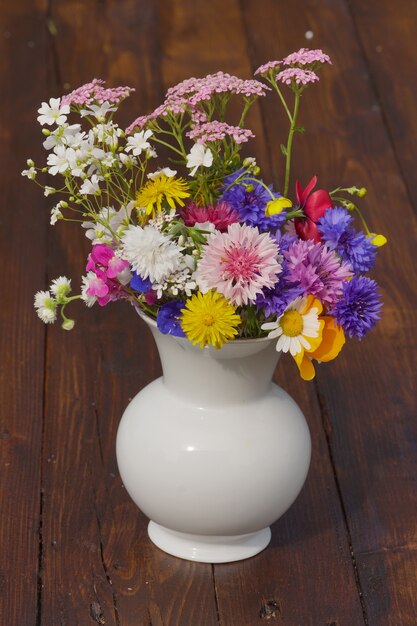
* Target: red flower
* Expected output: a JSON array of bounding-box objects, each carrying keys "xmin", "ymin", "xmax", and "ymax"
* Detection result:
[{"xmin": 294, "ymin": 176, "xmax": 332, "ymax": 243}]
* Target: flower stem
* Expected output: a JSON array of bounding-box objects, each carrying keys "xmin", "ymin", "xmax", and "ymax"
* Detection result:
[{"xmin": 283, "ymin": 91, "xmax": 300, "ymax": 197}]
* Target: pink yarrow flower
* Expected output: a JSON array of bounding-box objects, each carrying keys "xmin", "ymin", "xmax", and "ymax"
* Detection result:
[
  {"xmin": 276, "ymin": 68, "xmax": 319, "ymax": 86},
  {"xmin": 182, "ymin": 201, "xmax": 240, "ymax": 232},
  {"xmin": 254, "ymin": 60, "xmax": 282, "ymax": 76},
  {"xmin": 282, "ymin": 48, "xmax": 332, "ymax": 66},
  {"xmin": 187, "ymin": 121, "xmax": 255, "ymax": 145},
  {"xmin": 62, "ymin": 79, "xmax": 134, "ymax": 107},
  {"xmin": 196, "ymin": 223, "xmax": 282, "ymax": 306}
]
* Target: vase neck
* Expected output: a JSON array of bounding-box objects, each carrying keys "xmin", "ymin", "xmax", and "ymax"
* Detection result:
[{"xmin": 148, "ymin": 325, "xmax": 280, "ymax": 407}]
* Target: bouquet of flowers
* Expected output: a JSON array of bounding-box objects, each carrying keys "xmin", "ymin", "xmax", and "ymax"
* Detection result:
[{"xmin": 24, "ymin": 48, "xmax": 386, "ymax": 380}]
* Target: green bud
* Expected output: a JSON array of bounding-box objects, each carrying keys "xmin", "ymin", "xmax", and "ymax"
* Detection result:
[
  {"xmin": 253, "ymin": 166, "xmax": 261, "ymax": 176},
  {"xmin": 27, "ymin": 159, "xmax": 35, "ymax": 167},
  {"xmin": 41, "ymin": 167, "xmax": 48, "ymax": 173},
  {"xmin": 104, "ymin": 173, "xmax": 111, "ymax": 180},
  {"xmin": 62, "ymin": 319, "xmax": 75, "ymax": 331},
  {"xmin": 60, "ymin": 201, "xmax": 69, "ymax": 209},
  {"xmin": 357, "ymin": 187, "xmax": 367, "ymax": 198},
  {"xmin": 245, "ymin": 184, "xmax": 255, "ymax": 193},
  {"xmin": 42, "ymin": 129, "xmax": 51, "ymax": 136},
  {"xmin": 75, "ymin": 198, "xmax": 83, "ymax": 204},
  {"xmin": 346, "ymin": 202, "xmax": 356, "ymax": 211}
]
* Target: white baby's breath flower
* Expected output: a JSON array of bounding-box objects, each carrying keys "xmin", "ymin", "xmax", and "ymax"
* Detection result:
[
  {"xmin": 44, "ymin": 186, "xmax": 56, "ymax": 197},
  {"xmin": 121, "ymin": 224, "xmax": 181, "ymax": 283},
  {"xmin": 147, "ymin": 167, "xmax": 177, "ymax": 180},
  {"xmin": 82, "ymin": 205, "xmax": 132, "ymax": 243},
  {"xmin": 37, "ymin": 97, "xmax": 70, "ymax": 126},
  {"xmin": 79, "ymin": 174, "xmax": 102, "ymax": 195},
  {"xmin": 21, "ymin": 167, "xmax": 36, "ymax": 180},
  {"xmin": 119, "ymin": 152, "xmax": 137, "ymax": 168},
  {"xmin": 50, "ymin": 205, "xmax": 63, "ymax": 225},
  {"xmin": 81, "ymin": 273, "xmax": 97, "ymax": 308},
  {"xmin": 50, "ymin": 276, "xmax": 71, "ymax": 301},
  {"xmin": 80, "ymin": 102, "xmax": 117, "ymax": 121},
  {"xmin": 47, "ymin": 146, "xmax": 75, "ymax": 176},
  {"xmin": 125, "ymin": 130, "xmax": 153, "ymax": 156},
  {"xmin": 34, "ymin": 290, "xmax": 57, "ymax": 323},
  {"xmin": 186, "ymin": 143, "xmax": 213, "ymax": 176}
]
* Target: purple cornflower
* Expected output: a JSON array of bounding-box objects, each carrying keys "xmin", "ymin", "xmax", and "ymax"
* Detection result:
[
  {"xmin": 276, "ymin": 68, "xmax": 319, "ymax": 86},
  {"xmin": 318, "ymin": 207, "xmax": 377, "ymax": 273},
  {"xmin": 130, "ymin": 271, "xmax": 152, "ymax": 293},
  {"xmin": 62, "ymin": 79, "xmax": 134, "ymax": 107},
  {"xmin": 284, "ymin": 239, "xmax": 352, "ymax": 308},
  {"xmin": 220, "ymin": 170, "xmax": 286, "ymax": 232},
  {"xmin": 256, "ymin": 280, "xmax": 303, "ymax": 318},
  {"xmin": 332, "ymin": 276, "xmax": 382, "ymax": 339},
  {"xmin": 157, "ymin": 301, "xmax": 186, "ymax": 337}
]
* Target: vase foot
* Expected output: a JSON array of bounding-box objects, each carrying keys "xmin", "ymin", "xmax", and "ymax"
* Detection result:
[{"xmin": 147, "ymin": 521, "xmax": 271, "ymax": 563}]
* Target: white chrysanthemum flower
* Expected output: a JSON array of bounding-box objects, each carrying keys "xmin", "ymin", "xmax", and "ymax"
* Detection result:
[
  {"xmin": 125, "ymin": 130, "xmax": 153, "ymax": 156},
  {"xmin": 186, "ymin": 143, "xmax": 213, "ymax": 176},
  {"xmin": 261, "ymin": 296, "xmax": 322, "ymax": 356},
  {"xmin": 37, "ymin": 97, "xmax": 70, "ymax": 126},
  {"xmin": 34, "ymin": 290, "xmax": 57, "ymax": 323},
  {"xmin": 147, "ymin": 167, "xmax": 177, "ymax": 180},
  {"xmin": 50, "ymin": 276, "xmax": 71, "ymax": 301},
  {"xmin": 79, "ymin": 174, "xmax": 102, "ymax": 195},
  {"xmin": 81, "ymin": 273, "xmax": 97, "ymax": 308},
  {"xmin": 121, "ymin": 224, "xmax": 181, "ymax": 283}
]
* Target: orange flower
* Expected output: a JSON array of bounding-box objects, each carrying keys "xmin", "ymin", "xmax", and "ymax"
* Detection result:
[{"xmin": 294, "ymin": 315, "xmax": 345, "ymax": 380}]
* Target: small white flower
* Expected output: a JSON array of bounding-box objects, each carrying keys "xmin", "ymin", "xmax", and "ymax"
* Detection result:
[
  {"xmin": 37, "ymin": 97, "xmax": 70, "ymax": 126},
  {"xmin": 147, "ymin": 167, "xmax": 177, "ymax": 180},
  {"xmin": 119, "ymin": 152, "xmax": 137, "ymax": 168},
  {"xmin": 21, "ymin": 166, "xmax": 36, "ymax": 180},
  {"xmin": 125, "ymin": 130, "xmax": 153, "ymax": 156},
  {"xmin": 47, "ymin": 145, "xmax": 75, "ymax": 176},
  {"xmin": 44, "ymin": 186, "xmax": 56, "ymax": 197},
  {"xmin": 79, "ymin": 174, "xmax": 102, "ymax": 195},
  {"xmin": 101, "ymin": 153, "xmax": 116, "ymax": 168},
  {"xmin": 81, "ymin": 273, "xmax": 97, "ymax": 307},
  {"xmin": 34, "ymin": 290, "xmax": 57, "ymax": 323},
  {"xmin": 43, "ymin": 123, "xmax": 83, "ymax": 150},
  {"xmin": 50, "ymin": 205, "xmax": 63, "ymax": 225},
  {"xmin": 82, "ymin": 205, "xmax": 133, "ymax": 243},
  {"xmin": 186, "ymin": 143, "xmax": 213, "ymax": 176},
  {"xmin": 121, "ymin": 224, "xmax": 181, "ymax": 283},
  {"xmin": 80, "ymin": 102, "xmax": 117, "ymax": 121},
  {"xmin": 50, "ymin": 276, "xmax": 71, "ymax": 301}
]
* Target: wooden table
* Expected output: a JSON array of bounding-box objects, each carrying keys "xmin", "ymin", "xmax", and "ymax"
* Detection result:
[{"xmin": 1, "ymin": 1, "xmax": 416, "ymax": 624}]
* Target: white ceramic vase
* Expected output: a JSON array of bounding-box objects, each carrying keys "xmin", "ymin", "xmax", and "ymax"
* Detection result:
[{"xmin": 116, "ymin": 313, "xmax": 311, "ymax": 563}]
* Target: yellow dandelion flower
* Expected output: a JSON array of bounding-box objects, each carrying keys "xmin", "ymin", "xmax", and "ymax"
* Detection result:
[
  {"xmin": 135, "ymin": 175, "xmax": 190, "ymax": 217},
  {"xmin": 181, "ymin": 291, "xmax": 241, "ymax": 349}
]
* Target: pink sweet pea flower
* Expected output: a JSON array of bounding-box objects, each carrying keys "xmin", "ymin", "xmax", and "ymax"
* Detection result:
[
  {"xmin": 294, "ymin": 176, "xmax": 332, "ymax": 243},
  {"xmin": 87, "ymin": 243, "xmax": 129, "ymax": 278}
]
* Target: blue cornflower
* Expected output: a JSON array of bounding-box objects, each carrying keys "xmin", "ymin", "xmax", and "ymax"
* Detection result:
[
  {"xmin": 130, "ymin": 271, "xmax": 152, "ymax": 292},
  {"xmin": 333, "ymin": 276, "xmax": 382, "ymax": 339},
  {"xmin": 221, "ymin": 170, "xmax": 286, "ymax": 232},
  {"xmin": 318, "ymin": 206, "xmax": 353, "ymax": 249},
  {"xmin": 340, "ymin": 231, "xmax": 377, "ymax": 274},
  {"xmin": 256, "ymin": 280, "xmax": 303, "ymax": 318},
  {"xmin": 157, "ymin": 301, "xmax": 186, "ymax": 337},
  {"xmin": 318, "ymin": 207, "xmax": 377, "ymax": 274}
]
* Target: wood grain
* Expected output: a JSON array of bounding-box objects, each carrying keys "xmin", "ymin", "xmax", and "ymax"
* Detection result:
[
  {"xmin": 1, "ymin": 0, "xmax": 416, "ymax": 624},
  {"xmin": 0, "ymin": 2, "xmax": 49, "ymax": 624}
]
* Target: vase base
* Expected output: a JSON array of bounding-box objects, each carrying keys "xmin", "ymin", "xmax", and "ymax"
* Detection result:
[{"xmin": 147, "ymin": 521, "xmax": 271, "ymax": 563}]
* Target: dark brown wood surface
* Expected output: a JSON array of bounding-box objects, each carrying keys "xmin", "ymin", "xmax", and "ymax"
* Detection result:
[{"xmin": 1, "ymin": 1, "xmax": 416, "ymax": 624}]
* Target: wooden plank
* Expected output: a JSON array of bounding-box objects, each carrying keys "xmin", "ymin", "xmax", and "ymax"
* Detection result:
[
  {"xmin": 241, "ymin": 0, "xmax": 417, "ymax": 622},
  {"xmin": 0, "ymin": 2, "xmax": 49, "ymax": 624},
  {"xmin": 40, "ymin": 1, "xmax": 220, "ymax": 624},
  {"xmin": 348, "ymin": 0, "xmax": 417, "ymax": 213},
  {"xmin": 158, "ymin": 1, "xmax": 366, "ymax": 624}
]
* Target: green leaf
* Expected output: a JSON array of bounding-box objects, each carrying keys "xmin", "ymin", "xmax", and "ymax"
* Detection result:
[{"xmin": 280, "ymin": 144, "xmax": 287, "ymax": 156}]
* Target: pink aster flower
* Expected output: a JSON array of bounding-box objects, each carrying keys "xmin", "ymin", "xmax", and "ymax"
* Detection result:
[
  {"xmin": 284, "ymin": 239, "xmax": 352, "ymax": 308},
  {"xmin": 276, "ymin": 68, "xmax": 319, "ymax": 86},
  {"xmin": 196, "ymin": 223, "xmax": 282, "ymax": 306},
  {"xmin": 182, "ymin": 201, "xmax": 240, "ymax": 232}
]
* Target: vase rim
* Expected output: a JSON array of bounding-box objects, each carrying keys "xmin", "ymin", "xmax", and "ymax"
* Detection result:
[{"xmin": 136, "ymin": 307, "xmax": 275, "ymax": 346}]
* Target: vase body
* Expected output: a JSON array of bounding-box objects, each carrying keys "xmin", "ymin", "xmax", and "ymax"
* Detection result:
[{"xmin": 116, "ymin": 314, "xmax": 311, "ymax": 563}]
